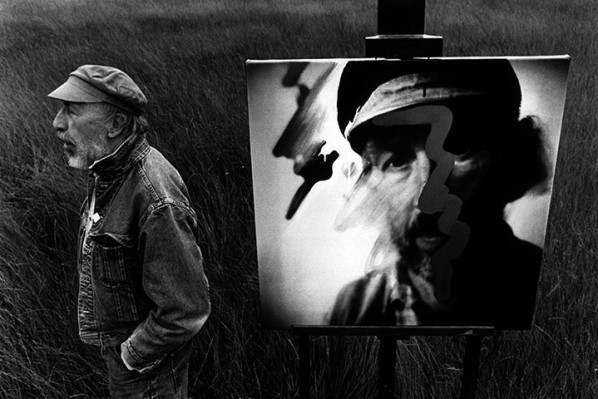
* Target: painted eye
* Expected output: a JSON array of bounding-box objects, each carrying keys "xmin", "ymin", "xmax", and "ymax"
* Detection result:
[
  {"xmin": 382, "ymin": 155, "xmax": 410, "ymax": 171},
  {"xmin": 454, "ymin": 150, "xmax": 478, "ymax": 162}
]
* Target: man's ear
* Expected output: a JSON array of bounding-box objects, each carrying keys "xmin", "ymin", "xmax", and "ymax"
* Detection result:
[{"xmin": 107, "ymin": 112, "xmax": 127, "ymax": 139}]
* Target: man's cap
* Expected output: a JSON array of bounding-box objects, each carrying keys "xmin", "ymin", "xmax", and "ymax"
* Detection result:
[
  {"xmin": 337, "ymin": 59, "xmax": 522, "ymax": 153},
  {"xmin": 48, "ymin": 65, "xmax": 147, "ymax": 115}
]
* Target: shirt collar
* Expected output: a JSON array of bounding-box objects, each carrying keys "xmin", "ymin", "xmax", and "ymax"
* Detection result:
[{"xmin": 89, "ymin": 132, "xmax": 149, "ymax": 179}]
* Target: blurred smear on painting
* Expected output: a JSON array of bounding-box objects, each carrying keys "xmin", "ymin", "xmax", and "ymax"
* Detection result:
[{"xmin": 273, "ymin": 63, "xmax": 347, "ymax": 219}]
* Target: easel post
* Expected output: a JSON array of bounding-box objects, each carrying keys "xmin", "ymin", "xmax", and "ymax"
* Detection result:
[
  {"xmin": 377, "ymin": 334, "xmax": 413, "ymax": 399},
  {"xmin": 377, "ymin": 0, "xmax": 425, "ymax": 34},
  {"xmin": 461, "ymin": 335, "xmax": 483, "ymax": 399},
  {"xmin": 365, "ymin": 0, "xmax": 443, "ymax": 59},
  {"xmin": 297, "ymin": 332, "xmax": 310, "ymax": 399},
  {"xmin": 377, "ymin": 337, "xmax": 396, "ymax": 398},
  {"xmin": 365, "ymin": 3, "xmax": 439, "ymax": 397}
]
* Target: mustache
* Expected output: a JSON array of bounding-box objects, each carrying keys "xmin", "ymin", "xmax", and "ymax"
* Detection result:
[{"xmin": 57, "ymin": 134, "xmax": 75, "ymax": 146}]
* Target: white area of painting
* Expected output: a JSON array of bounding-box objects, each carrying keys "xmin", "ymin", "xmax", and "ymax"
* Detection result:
[{"xmin": 248, "ymin": 61, "xmax": 373, "ymax": 327}]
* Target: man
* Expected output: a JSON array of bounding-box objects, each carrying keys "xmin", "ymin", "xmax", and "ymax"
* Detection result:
[
  {"xmin": 328, "ymin": 60, "xmax": 547, "ymax": 329},
  {"xmin": 48, "ymin": 65, "xmax": 210, "ymax": 398}
]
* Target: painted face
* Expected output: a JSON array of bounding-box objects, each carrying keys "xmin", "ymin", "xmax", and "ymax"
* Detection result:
[
  {"xmin": 52, "ymin": 102, "xmax": 112, "ymax": 170},
  {"xmin": 337, "ymin": 107, "xmax": 494, "ymax": 257}
]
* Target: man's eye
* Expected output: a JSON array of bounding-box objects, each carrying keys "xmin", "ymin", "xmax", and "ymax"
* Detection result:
[{"xmin": 64, "ymin": 103, "xmax": 79, "ymax": 116}]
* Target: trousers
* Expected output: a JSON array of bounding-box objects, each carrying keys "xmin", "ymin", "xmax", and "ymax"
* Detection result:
[{"xmin": 101, "ymin": 341, "xmax": 192, "ymax": 399}]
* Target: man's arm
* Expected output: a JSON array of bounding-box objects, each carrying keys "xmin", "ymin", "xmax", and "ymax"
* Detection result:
[{"xmin": 120, "ymin": 201, "xmax": 210, "ymax": 373}]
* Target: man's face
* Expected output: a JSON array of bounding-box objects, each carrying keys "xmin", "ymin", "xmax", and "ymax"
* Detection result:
[{"xmin": 52, "ymin": 102, "xmax": 112, "ymax": 170}]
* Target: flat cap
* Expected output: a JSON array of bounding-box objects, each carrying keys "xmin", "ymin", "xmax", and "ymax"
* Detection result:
[
  {"xmin": 337, "ymin": 59, "xmax": 522, "ymax": 153},
  {"xmin": 48, "ymin": 65, "xmax": 147, "ymax": 115}
]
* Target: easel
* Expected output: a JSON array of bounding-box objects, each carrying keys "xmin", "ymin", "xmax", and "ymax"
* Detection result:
[
  {"xmin": 292, "ymin": 1, "xmax": 495, "ymax": 398},
  {"xmin": 293, "ymin": 326, "xmax": 494, "ymax": 399}
]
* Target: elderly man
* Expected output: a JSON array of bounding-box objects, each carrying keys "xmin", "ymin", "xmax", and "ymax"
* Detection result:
[
  {"xmin": 329, "ymin": 60, "xmax": 546, "ymax": 329},
  {"xmin": 48, "ymin": 65, "xmax": 210, "ymax": 398}
]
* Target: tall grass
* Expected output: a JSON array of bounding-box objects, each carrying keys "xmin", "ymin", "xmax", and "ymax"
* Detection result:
[{"xmin": 0, "ymin": 0, "xmax": 596, "ymax": 398}]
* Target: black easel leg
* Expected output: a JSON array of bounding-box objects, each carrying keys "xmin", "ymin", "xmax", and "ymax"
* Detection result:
[
  {"xmin": 377, "ymin": 337, "xmax": 397, "ymax": 399},
  {"xmin": 460, "ymin": 335, "xmax": 482, "ymax": 399},
  {"xmin": 298, "ymin": 334, "xmax": 310, "ymax": 399}
]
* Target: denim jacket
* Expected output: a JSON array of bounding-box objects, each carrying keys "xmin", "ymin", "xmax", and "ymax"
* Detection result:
[{"xmin": 78, "ymin": 132, "xmax": 210, "ymax": 373}]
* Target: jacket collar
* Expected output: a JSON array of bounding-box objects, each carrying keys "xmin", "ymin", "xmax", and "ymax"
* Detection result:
[{"xmin": 88, "ymin": 132, "xmax": 150, "ymax": 179}]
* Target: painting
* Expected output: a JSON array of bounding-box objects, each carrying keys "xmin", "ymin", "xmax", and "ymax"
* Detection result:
[{"xmin": 246, "ymin": 56, "xmax": 570, "ymax": 329}]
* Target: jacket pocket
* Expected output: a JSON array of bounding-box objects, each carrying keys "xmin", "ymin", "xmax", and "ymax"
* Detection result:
[
  {"xmin": 89, "ymin": 233, "xmax": 135, "ymax": 288},
  {"xmin": 89, "ymin": 232, "xmax": 140, "ymax": 328}
]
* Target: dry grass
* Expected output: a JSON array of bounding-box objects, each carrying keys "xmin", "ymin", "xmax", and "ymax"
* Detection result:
[{"xmin": 0, "ymin": 0, "xmax": 596, "ymax": 397}]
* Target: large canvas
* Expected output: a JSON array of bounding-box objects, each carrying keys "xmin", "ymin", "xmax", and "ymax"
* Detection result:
[{"xmin": 246, "ymin": 57, "xmax": 569, "ymax": 329}]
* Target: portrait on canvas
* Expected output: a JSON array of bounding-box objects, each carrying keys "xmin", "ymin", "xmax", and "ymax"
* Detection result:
[{"xmin": 246, "ymin": 57, "xmax": 569, "ymax": 329}]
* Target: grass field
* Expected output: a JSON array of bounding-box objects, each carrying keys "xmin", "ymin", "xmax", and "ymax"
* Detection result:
[{"xmin": 1, "ymin": 0, "xmax": 597, "ymax": 398}]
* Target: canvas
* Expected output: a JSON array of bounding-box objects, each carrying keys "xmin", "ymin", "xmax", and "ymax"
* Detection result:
[{"xmin": 246, "ymin": 57, "xmax": 570, "ymax": 329}]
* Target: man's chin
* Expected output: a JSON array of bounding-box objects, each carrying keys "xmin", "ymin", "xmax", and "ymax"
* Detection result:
[{"xmin": 66, "ymin": 155, "xmax": 89, "ymax": 170}]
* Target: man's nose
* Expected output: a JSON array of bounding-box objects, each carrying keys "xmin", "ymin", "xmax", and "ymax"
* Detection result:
[{"xmin": 52, "ymin": 108, "xmax": 66, "ymax": 133}]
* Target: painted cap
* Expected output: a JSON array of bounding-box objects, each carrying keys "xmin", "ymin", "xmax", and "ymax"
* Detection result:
[
  {"xmin": 48, "ymin": 65, "xmax": 147, "ymax": 115},
  {"xmin": 337, "ymin": 59, "xmax": 521, "ymax": 153}
]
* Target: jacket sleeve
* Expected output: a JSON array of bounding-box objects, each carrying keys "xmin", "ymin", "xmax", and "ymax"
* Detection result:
[{"xmin": 120, "ymin": 201, "xmax": 210, "ymax": 373}]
